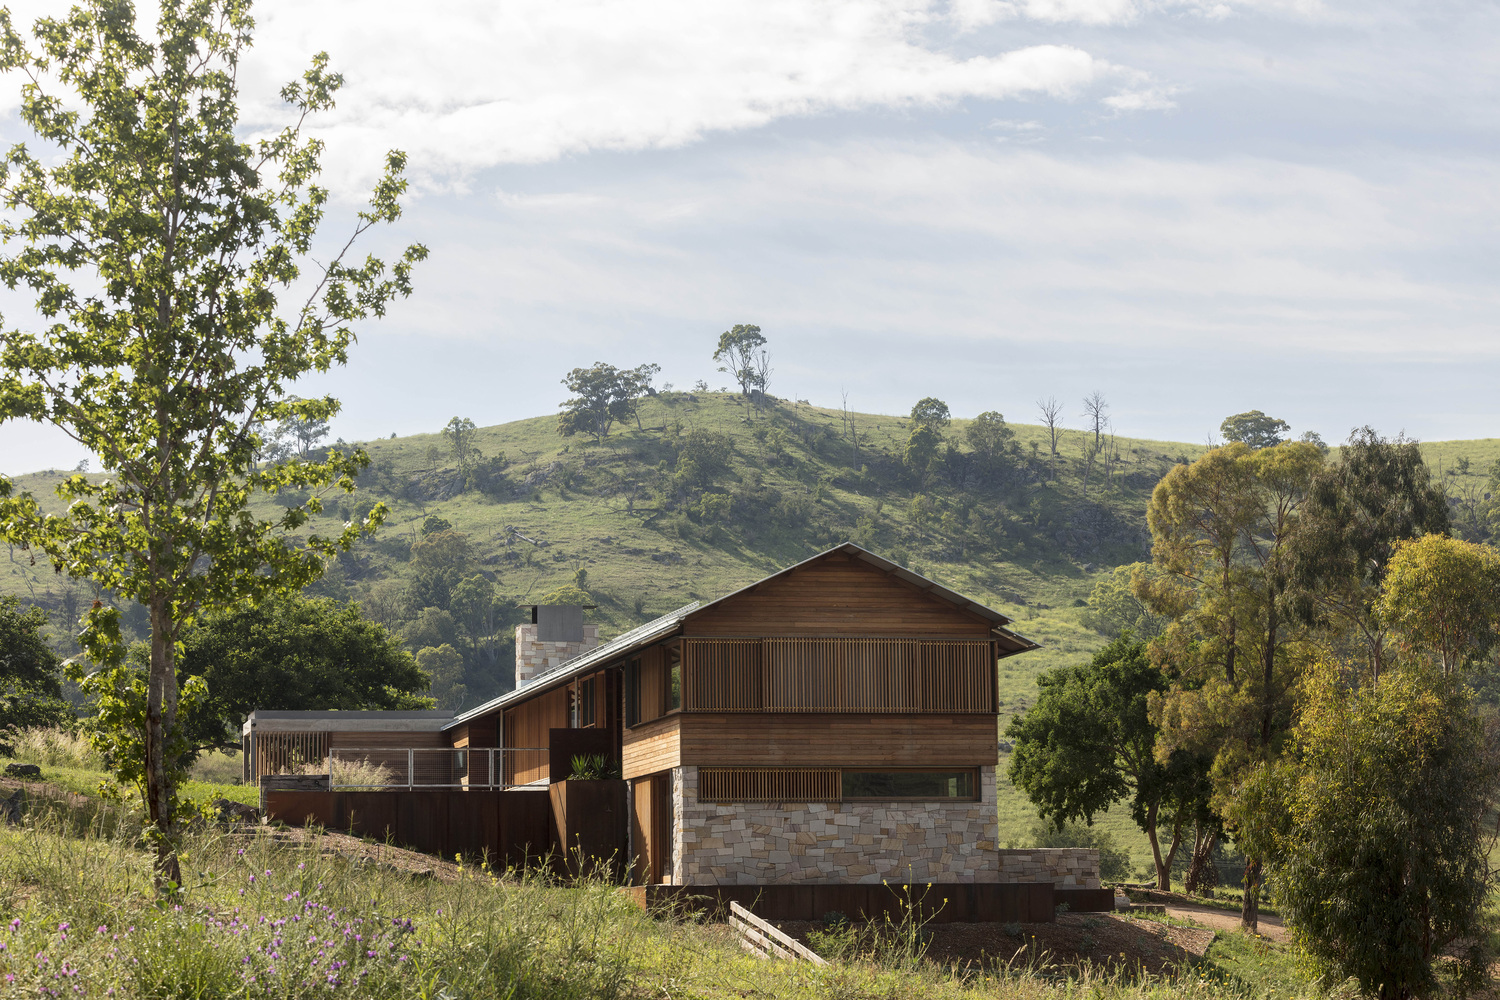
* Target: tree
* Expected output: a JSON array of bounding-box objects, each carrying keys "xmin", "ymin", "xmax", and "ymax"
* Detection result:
[
  {"xmin": 1083, "ymin": 564, "xmax": 1169, "ymax": 641},
  {"xmin": 1219, "ymin": 411, "xmax": 1289, "ymax": 450},
  {"xmin": 964, "ymin": 411, "xmax": 1014, "ymax": 474},
  {"xmin": 1377, "ymin": 534, "xmax": 1500, "ymax": 675},
  {"xmin": 1290, "ymin": 428, "xmax": 1449, "ymax": 678},
  {"xmin": 442, "ymin": 417, "xmax": 482, "ymax": 479},
  {"xmin": 0, "ymin": 2, "xmax": 423, "ymax": 885},
  {"xmin": 1081, "ymin": 390, "xmax": 1109, "ymax": 452},
  {"xmin": 1007, "ymin": 636, "xmax": 1212, "ymax": 890},
  {"xmin": 0, "ymin": 597, "xmax": 70, "ymax": 751},
  {"xmin": 1140, "ymin": 440, "xmax": 1325, "ymax": 928},
  {"xmin": 909, "ymin": 397, "xmax": 951, "ymax": 432},
  {"xmin": 1272, "ymin": 666, "xmax": 1498, "ymax": 999},
  {"xmin": 557, "ymin": 362, "xmax": 658, "ymax": 442},
  {"xmin": 712, "ymin": 324, "xmax": 769, "ymax": 397},
  {"xmin": 416, "ymin": 643, "xmax": 466, "ymax": 712},
  {"xmin": 275, "ymin": 397, "xmax": 331, "ymax": 459},
  {"xmin": 409, "ymin": 529, "xmax": 473, "ymax": 611},
  {"xmin": 176, "ymin": 594, "xmax": 430, "ymax": 752},
  {"xmin": 1036, "ymin": 396, "xmax": 1063, "ymax": 474}
]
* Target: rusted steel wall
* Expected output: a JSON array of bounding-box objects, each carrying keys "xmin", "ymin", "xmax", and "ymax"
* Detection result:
[{"xmin": 626, "ymin": 881, "xmax": 1065, "ymax": 924}]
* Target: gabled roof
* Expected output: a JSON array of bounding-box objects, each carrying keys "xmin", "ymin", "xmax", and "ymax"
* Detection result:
[
  {"xmin": 444, "ymin": 602, "xmax": 699, "ymax": 729},
  {"xmin": 442, "ymin": 542, "xmax": 1039, "ymax": 732}
]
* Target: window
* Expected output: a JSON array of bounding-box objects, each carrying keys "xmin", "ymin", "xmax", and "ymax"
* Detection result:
[
  {"xmin": 578, "ymin": 676, "xmax": 596, "ymax": 728},
  {"xmin": 696, "ymin": 767, "xmax": 979, "ymax": 802},
  {"xmin": 453, "ymin": 749, "xmax": 468, "ymax": 778},
  {"xmin": 624, "ymin": 657, "xmax": 640, "ymax": 727},
  {"xmin": 666, "ymin": 644, "xmax": 682, "ymax": 712},
  {"xmin": 841, "ymin": 770, "xmax": 976, "ymax": 800}
]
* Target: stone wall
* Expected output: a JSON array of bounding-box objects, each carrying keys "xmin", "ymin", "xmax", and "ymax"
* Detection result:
[
  {"xmin": 514, "ymin": 624, "xmax": 600, "ymax": 688},
  {"xmin": 671, "ymin": 765, "xmax": 1002, "ymax": 885},
  {"xmin": 997, "ymin": 848, "xmax": 1100, "ymax": 888}
]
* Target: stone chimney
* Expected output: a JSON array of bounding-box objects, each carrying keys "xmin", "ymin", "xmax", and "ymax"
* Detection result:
[{"xmin": 515, "ymin": 605, "xmax": 599, "ymax": 688}]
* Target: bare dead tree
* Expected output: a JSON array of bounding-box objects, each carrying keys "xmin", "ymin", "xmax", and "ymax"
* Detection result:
[
  {"xmin": 1082, "ymin": 390, "xmax": 1109, "ymax": 453},
  {"xmin": 1037, "ymin": 396, "xmax": 1064, "ymax": 476}
]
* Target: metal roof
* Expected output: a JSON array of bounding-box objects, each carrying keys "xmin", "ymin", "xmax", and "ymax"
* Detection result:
[
  {"xmin": 442, "ymin": 542, "xmax": 1039, "ymax": 731},
  {"xmin": 242, "ymin": 710, "xmax": 454, "ymax": 736},
  {"xmin": 443, "ymin": 601, "xmax": 700, "ymax": 729}
]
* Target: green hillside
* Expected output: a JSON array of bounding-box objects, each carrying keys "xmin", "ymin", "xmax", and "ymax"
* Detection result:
[{"xmin": 4, "ymin": 394, "xmax": 1495, "ymax": 875}]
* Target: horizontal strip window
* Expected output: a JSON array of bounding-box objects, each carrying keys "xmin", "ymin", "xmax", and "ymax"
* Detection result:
[
  {"xmin": 681, "ymin": 637, "xmax": 995, "ymax": 715},
  {"xmin": 699, "ymin": 767, "xmax": 979, "ymax": 803}
]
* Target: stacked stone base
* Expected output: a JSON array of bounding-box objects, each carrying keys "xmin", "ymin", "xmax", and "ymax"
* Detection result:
[{"xmin": 666, "ymin": 766, "xmax": 1100, "ymax": 888}]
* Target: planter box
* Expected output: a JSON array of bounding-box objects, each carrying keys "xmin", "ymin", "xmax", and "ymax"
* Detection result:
[{"xmin": 550, "ymin": 779, "xmax": 627, "ymax": 880}]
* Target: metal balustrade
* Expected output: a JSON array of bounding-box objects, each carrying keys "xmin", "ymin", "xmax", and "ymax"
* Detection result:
[{"xmin": 325, "ymin": 747, "xmax": 550, "ymax": 790}]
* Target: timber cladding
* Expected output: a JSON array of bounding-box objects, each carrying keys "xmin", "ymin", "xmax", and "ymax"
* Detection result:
[
  {"xmin": 622, "ymin": 715, "xmax": 681, "ymax": 780},
  {"xmin": 681, "ymin": 554, "xmax": 994, "ymax": 637},
  {"xmin": 681, "ymin": 637, "xmax": 995, "ymax": 713},
  {"xmin": 677, "ymin": 714, "xmax": 997, "ymax": 768}
]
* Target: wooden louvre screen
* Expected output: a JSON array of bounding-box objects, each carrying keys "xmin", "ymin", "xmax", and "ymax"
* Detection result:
[
  {"xmin": 699, "ymin": 767, "xmax": 841, "ymax": 802},
  {"xmin": 252, "ymin": 732, "xmax": 329, "ymax": 779},
  {"xmin": 681, "ymin": 638, "xmax": 993, "ymax": 714}
]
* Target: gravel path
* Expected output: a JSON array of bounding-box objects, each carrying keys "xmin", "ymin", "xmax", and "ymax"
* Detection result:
[{"xmin": 1162, "ymin": 901, "xmax": 1288, "ymax": 943}]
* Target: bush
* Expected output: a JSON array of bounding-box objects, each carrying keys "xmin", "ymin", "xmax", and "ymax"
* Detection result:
[{"xmin": 1021, "ymin": 820, "xmax": 1137, "ymax": 884}]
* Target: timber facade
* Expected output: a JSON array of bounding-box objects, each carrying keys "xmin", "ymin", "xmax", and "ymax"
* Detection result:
[{"xmin": 249, "ymin": 543, "xmax": 1097, "ymax": 892}]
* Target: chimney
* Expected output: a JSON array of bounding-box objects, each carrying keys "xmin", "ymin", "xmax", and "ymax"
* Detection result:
[{"xmin": 515, "ymin": 604, "xmax": 599, "ymax": 688}]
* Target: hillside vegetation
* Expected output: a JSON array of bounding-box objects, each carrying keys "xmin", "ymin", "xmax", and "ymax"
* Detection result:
[
  {"xmin": 4, "ymin": 395, "xmax": 1496, "ymax": 717},
  {"xmin": 5, "ymin": 394, "xmax": 1496, "ymax": 878}
]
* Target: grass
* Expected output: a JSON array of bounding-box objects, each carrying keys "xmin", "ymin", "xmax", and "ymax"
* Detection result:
[
  {"xmin": 3, "ymin": 729, "xmax": 257, "ymax": 808},
  {"xmin": 0, "ymin": 795, "xmax": 1323, "ymax": 1000}
]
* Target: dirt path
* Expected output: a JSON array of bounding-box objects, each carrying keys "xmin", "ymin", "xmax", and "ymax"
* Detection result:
[{"xmin": 1162, "ymin": 901, "xmax": 1287, "ymax": 944}]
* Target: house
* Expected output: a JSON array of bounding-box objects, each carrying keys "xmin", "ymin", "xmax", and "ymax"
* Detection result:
[{"xmin": 250, "ymin": 543, "xmax": 1101, "ymax": 898}]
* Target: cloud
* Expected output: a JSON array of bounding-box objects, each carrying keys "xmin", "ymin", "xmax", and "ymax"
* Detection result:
[{"xmin": 220, "ymin": 0, "xmax": 1124, "ymax": 193}]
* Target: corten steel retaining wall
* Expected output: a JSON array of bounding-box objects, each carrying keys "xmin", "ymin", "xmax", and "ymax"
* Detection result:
[
  {"xmin": 264, "ymin": 789, "xmax": 553, "ymax": 869},
  {"xmin": 627, "ymin": 882, "xmax": 1067, "ymax": 923}
]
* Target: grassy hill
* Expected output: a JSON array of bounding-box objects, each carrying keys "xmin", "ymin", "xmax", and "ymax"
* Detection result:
[{"xmin": 4, "ymin": 394, "xmax": 1495, "ymax": 875}]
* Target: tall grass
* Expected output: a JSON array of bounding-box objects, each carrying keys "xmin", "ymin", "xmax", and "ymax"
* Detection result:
[
  {"xmin": 0, "ymin": 807, "xmax": 1320, "ymax": 1000},
  {"xmin": 3, "ymin": 726, "xmax": 104, "ymax": 769}
]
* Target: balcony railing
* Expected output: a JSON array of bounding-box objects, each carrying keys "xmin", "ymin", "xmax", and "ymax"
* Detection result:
[
  {"xmin": 325, "ymin": 747, "xmax": 549, "ymax": 790},
  {"xmin": 681, "ymin": 637, "xmax": 996, "ymax": 714}
]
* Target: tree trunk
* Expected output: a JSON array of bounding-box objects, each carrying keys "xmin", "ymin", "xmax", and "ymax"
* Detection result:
[
  {"xmin": 146, "ymin": 594, "xmax": 183, "ymax": 891},
  {"xmin": 1240, "ymin": 858, "xmax": 1261, "ymax": 932},
  {"xmin": 1145, "ymin": 801, "xmax": 1185, "ymax": 890},
  {"xmin": 1184, "ymin": 825, "xmax": 1218, "ymax": 895}
]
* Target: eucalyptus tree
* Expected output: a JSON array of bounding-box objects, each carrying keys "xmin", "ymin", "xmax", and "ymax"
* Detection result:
[
  {"xmin": 1139, "ymin": 440, "xmax": 1324, "ymax": 929},
  {"xmin": 0, "ymin": 0, "xmax": 424, "ymax": 885}
]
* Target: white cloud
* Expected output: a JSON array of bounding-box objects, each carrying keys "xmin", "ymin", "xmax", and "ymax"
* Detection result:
[{"xmin": 223, "ymin": 0, "xmax": 1123, "ymax": 193}]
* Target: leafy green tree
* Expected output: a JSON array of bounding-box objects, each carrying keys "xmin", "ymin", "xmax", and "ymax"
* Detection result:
[
  {"xmin": 408, "ymin": 529, "xmax": 473, "ymax": 610},
  {"xmin": 442, "ymin": 417, "xmax": 482, "ymax": 482},
  {"xmin": 675, "ymin": 429, "xmax": 733, "ymax": 490},
  {"xmin": 1083, "ymin": 564, "xmax": 1168, "ymax": 640},
  {"xmin": 557, "ymin": 362, "xmax": 659, "ymax": 441},
  {"xmin": 273, "ymin": 397, "xmax": 331, "ymax": 459},
  {"xmin": 401, "ymin": 606, "xmax": 459, "ymax": 652},
  {"xmin": 909, "ymin": 397, "xmax": 951, "ymax": 432},
  {"xmin": 1376, "ymin": 534, "xmax": 1500, "ymax": 675},
  {"xmin": 1290, "ymin": 428, "xmax": 1450, "ymax": 678},
  {"xmin": 1007, "ymin": 636, "xmax": 1211, "ymax": 890},
  {"xmin": 0, "ymin": 597, "xmax": 70, "ymax": 751},
  {"xmin": 0, "ymin": 0, "xmax": 422, "ymax": 884},
  {"xmin": 1219, "ymin": 410, "xmax": 1289, "ymax": 449},
  {"xmin": 964, "ymin": 411, "xmax": 1014, "ymax": 470},
  {"xmin": 177, "ymin": 594, "xmax": 430, "ymax": 752},
  {"xmin": 416, "ymin": 643, "xmax": 466, "ymax": 712},
  {"xmin": 712, "ymin": 324, "xmax": 769, "ymax": 397},
  {"xmin": 1140, "ymin": 441, "xmax": 1325, "ymax": 927},
  {"xmin": 1271, "ymin": 665, "xmax": 1497, "ymax": 999}
]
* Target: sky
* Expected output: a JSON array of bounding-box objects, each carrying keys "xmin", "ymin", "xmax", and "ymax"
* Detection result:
[{"xmin": 1, "ymin": 0, "xmax": 1498, "ymax": 473}]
